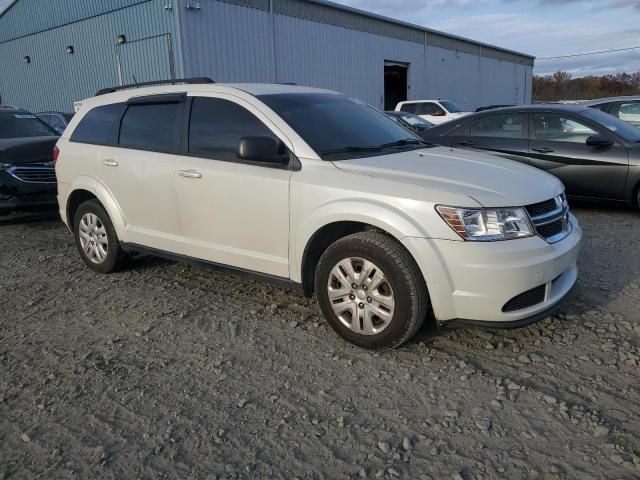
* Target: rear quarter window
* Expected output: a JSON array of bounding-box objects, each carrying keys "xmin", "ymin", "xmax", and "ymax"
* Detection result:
[{"xmin": 70, "ymin": 104, "xmax": 124, "ymax": 145}]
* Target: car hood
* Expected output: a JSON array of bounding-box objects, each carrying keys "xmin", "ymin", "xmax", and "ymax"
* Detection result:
[
  {"xmin": 332, "ymin": 146, "xmax": 564, "ymax": 207},
  {"xmin": 0, "ymin": 136, "xmax": 59, "ymax": 165}
]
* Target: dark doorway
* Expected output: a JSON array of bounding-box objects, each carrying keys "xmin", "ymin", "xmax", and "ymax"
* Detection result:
[{"xmin": 384, "ymin": 61, "xmax": 408, "ymax": 111}]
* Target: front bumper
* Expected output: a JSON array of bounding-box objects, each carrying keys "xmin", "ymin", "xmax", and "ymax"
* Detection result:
[
  {"xmin": 0, "ymin": 170, "xmax": 57, "ymax": 213},
  {"xmin": 403, "ymin": 213, "xmax": 582, "ymax": 326}
]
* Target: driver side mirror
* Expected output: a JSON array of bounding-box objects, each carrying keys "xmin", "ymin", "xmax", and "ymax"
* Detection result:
[
  {"xmin": 586, "ymin": 134, "xmax": 613, "ymax": 148},
  {"xmin": 238, "ymin": 136, "xmax": 288, "ymax": 165}
]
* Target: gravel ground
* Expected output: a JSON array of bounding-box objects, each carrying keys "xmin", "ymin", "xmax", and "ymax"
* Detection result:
[{"xmin": 1, "ymin": 204, "xmax": 639, "ymax": 480}]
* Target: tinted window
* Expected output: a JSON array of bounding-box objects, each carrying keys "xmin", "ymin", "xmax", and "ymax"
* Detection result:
[
  {"xmin": 417, "ymin": 103, "xmax": 445, "ymax": 116},
  {"xmin": 258, "ymin": 93, "xmax": 423, "ymax": 160},
  {"xmin": 470, "ymin": 114, "xmax": 525, "ymax": 138},
  {"xmin": 399, "ymin": 103, "xmax": 417, "ymax": 114},
  {"xmin": 119, "ymin": 103, "xmax": 181, "ymax": 153},
  {"xmin": 41, "ymin": 114, "xmax": 66, "ymax": 133},
  {"xmin": 439, "ymin": 100, "xmax": 464, "ymax": 113},
  {"xmin": 188, "ymin": 97, "xmax": 277, "ymax": 161},
  {"xmin": 71, "ymin": 104, "xmax": 123, "ymax": 145},
  {"xmin": 581, "ymin": 108, "xmax": 640, "ymax": 142},
  {"xmin": 618, "ymin": 102, "xmax": 640, "ymax": 123},
  {"xmin": 533, "ymin": 114, "xmax": 596, "ymax": 143},
  {"xmin": 0, "ymin": 112, "xmax": 57, "ymax": 139}
]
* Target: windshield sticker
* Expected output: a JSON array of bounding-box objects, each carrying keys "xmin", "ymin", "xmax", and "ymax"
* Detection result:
[{"xmin": 14, "ymin": 114, "xmax": 37, "ymax": 119}]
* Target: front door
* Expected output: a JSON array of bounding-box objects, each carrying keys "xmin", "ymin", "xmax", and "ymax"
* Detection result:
[
  {"xmin": 174, "ymin": 95, "xmax": 292, "ymax": 277},
  {"xmin": 528, "ymin": 113, "xmax": 629, "ymax": 200}
]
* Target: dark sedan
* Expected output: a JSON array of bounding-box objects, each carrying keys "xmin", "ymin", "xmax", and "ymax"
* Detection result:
[
  {"xmin": 422, "ymin": 105, "xmax": 640, "ymax": 207},
  {"xmin": 0, "ymin": 106, "xmax": 59, "ymax": 215},
  {"xmin": 385, "ymin": 111, "xmax": 434, "ymax": 139}
]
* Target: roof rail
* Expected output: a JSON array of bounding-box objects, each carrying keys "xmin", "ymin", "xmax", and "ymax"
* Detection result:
[{"xmin": 95, "ymin": 77, "xmax": 215, "ymax": 96}]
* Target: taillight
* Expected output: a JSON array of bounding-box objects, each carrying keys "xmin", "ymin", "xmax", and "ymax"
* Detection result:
[{"xmin": 53, "ymin": 145, "xmax": 60, "ymax": 163}]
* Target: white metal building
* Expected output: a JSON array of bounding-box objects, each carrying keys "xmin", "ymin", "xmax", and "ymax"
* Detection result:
[{"xmin": 0, "ymin": 0, "xmax": 535, "ymax": 112}]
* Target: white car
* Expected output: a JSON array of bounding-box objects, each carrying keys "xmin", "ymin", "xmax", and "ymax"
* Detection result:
[
  {"xmin": 55, "ymin": 80, "xmax": 581, "ymax": 349},
  {"xmin": 395, "ymin": 99, "xmax": 471, "ymax": 124}
]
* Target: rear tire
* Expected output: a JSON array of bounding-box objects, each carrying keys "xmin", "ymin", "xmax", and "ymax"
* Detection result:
[
  {"xmin": 315, "ymin": 231, "xmax": 429, "ymax": 349},
  {"xmin": 73, "ymin": 200, "xmax": 125, "ymax": 273}
]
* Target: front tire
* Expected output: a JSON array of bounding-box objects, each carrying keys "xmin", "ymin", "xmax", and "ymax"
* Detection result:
[
  {"xmin": 315, "ymin": 232, "xmax": 429, "ymax": 349},
  {"xmin": 73, "ymin": 200, "xmax": 125, "ymax": 273}
]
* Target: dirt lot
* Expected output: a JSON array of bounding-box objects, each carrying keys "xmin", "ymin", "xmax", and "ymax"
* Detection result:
[{"xmin": 1, "ymin": 204, "xmax": 639, "ymax": 480}]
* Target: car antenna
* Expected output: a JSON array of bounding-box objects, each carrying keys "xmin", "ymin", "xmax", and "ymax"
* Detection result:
[{"xmin": 132, "ymin": 74, "xmax": 139, "ymax": 85}]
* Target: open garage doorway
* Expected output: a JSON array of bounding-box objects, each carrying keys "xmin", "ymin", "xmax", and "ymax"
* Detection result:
[{"xmin": 384, "ymin": 61, "xmax": 408, "ymax": 110}]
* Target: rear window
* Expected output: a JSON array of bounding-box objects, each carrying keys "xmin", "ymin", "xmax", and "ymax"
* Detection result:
[
  {"xmin": 119, "ymin": 103, "xmax": 181, "ymax": 153},
  {"xmin": 0, "ymin": 112, "xmax": 57, "ymax": 139},
  {"xmin": 70, "ymin": 104, "xmax": 123, "ymax": 145}
]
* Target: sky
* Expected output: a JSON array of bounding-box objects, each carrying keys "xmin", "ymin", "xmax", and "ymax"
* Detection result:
[
  {"xmin": 335, "ymin": 0, "xmax": 640, "ymax": 77},
  {"xmin": 0, "ymin": 0, "xmax": 638, "ymax": 77}
]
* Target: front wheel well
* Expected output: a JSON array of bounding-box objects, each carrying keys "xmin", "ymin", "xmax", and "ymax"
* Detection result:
[
  {"xmin": 66, "ymin": 189, "xmax": 98, "ymax": 231},
  {"xmin": 301, "ymin": 222, "xmax": 396, "ymax": 297}
]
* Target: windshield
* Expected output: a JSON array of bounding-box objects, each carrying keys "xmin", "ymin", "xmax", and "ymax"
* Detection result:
[
  {"xmin": 398, "ymin": 113, "xmax": 433, "ymax": 128},
  {"xmin": 581, "ymin": 108, "xmax": 640, "ymax": 142},
  {"xmin": 0, "ymin": 112, "xmax": 57, "ymax": 139},
  {"xmin": 258, "ymin": 93, "xmax": 426, "ymax": 160},
  {"xmin": 439, "ymin": 100, "xmax": 465, "ymax": 113}
]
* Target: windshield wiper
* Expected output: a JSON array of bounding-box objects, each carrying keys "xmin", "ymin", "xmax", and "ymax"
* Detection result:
[
  {"xmin": 321, "ymin": 145, "xmax": 383, "ymax": 155},
  {"xmin": 378, "ymin": 138, "xmax": 432, "ymax": 149}
]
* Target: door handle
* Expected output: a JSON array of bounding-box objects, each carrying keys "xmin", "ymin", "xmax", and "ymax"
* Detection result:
[
  {"xmin": 178, "ymin": 169, "xmax": 202, "ymax": 179},
  {"xmin": 532, "ymin": 147, "xmax": 554, "ymax": 153},
  {"xmin": 101, "ymin": 159, "xmax": 118, "ymax": 167}
]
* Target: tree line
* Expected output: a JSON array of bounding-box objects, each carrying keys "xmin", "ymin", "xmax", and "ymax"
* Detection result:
[{"xmin": 533, "ymin": 71, "xmax": 640, "ymax": 101}]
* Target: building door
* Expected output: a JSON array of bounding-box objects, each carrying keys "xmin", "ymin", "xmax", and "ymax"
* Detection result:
[
  {"xmin": 384, "ymin": 61, "xmax": 408, "ymax": 111},
  {"xmin": 116, "ymin": 34, "xmax": 176, "ymax": 86}
]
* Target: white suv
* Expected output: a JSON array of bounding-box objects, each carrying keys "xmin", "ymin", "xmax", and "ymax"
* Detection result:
[
  {"xmin": 55, "ymin": 81, "xmax": 582, "ymax": 349},
  {"xmin": 395, "ymin": 99, "xmax": 471, "ymax": 124}
]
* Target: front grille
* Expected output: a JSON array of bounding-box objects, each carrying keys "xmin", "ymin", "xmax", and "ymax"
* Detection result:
[
  {"xmin": 526, "ymin": 194, "xmax": 570, "ymax": 243},
  {"xmin": 502, "ymin": 284, "xmax": 546, "ymax": 312},
  {"xmin": 8, "ymin": 166, "xmax": 57, "ymax": 183},
  {"xmin": 525, "ymin": 198, "xmax": 557, "ymax": 218}
]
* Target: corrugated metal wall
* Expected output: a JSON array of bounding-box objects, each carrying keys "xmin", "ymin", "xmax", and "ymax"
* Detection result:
[
  {"xmin": 0, "ymin": 0, "xmax": 181, "ymax": 112},
  {"xmin": 177, "ymin": 0, "xmax": 533, "ymax": 111}
]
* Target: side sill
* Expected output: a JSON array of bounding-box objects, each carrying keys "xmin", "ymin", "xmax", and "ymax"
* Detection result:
[{"xmin": 121, "ymin": 242, "xmax": 303, "ymax": 293}]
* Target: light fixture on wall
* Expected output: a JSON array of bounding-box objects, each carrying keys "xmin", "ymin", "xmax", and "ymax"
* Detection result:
[
  {"xmin": 66, "ymin": 45, "xmax": 74, "ymax": 54},
  {"xmin": 116, "ymin": 34, "xmax": 126, "ymax": 45},
  {"xmin": 23, "ymin": 55, "xmax": 30, "ymax": 63}
]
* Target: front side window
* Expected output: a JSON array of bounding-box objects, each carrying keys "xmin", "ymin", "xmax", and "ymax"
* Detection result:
[
  {"xmin": 417, "ymin": 103, "xmax": 445, "ymax": 116},
  {"xmin": 533, "ymin": 114, "xmax": 597, "ymax": 143},
  {"xmin": 581, "ymin": 108, "xmax": 640, "ymax": 142},
  {"xmin": 188, "ymin": 97, "xmax": 278, "ymax": 161},
  {"xmin": 439, "ymin": 100, "xmax": 464, "ymax": 113},
  {"xmin": 470, "ymin": 114, "xmax": 525, "ymax": 139},
  {"xmin": 119, "ymin": 103, "xmax": 181, "ymax": 153},
  {"xmin": 71, "ymin": 104, "xmax": 124, "ymax": 145},
  {"xmin": 258, "ymin": 93, "xmax": 424, "ymax": 160},
  {"xmin": 0, "ymin": 112, "xmax": 57, "ymax": 139}
]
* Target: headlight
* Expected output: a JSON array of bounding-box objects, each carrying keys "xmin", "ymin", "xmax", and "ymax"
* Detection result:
[{"xmin": 436, "ymin": 205, "xmax": 533, "ymax": 241}]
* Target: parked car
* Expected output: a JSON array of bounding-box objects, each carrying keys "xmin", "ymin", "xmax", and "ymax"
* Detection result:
[
  {"xmin": 0, "ymin": 106, "xmax": 59, "ymax": 215},
  {"xmin": 385, "ymin": 111, "xmax": 434, "ymax": 138},
  {"xmin": 56, "ymin": 81, "xmax": 581, "ymax": 349},
  {"xmin": 394, "ymin": 99, "xmax": 471, "ymax": 124},
  {"xmin": 421, "ymin": 104, "xmax": 640, "ymax": 207},
  {"xmin": 37, "ymin": 111, "xmax": 75, "ymax": 134},
  {"xmin": 582, "ymin": 96, "xmax": 640, "ymax": 128}
]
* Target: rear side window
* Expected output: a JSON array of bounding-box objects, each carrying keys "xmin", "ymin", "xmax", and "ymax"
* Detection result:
[
  {"xmin": 399, "ymin": 103, "xmax": 416, "ymax": 114},
  {"xmin": 470, "ymin": 114, "xmax": 526, "ymax": 138},
  {"xmin": 119, "ymin": 103, "xmax": 181, "ymax": 153},
  {"xmin": 70, "ymin": 104, "xmax": 123, "ymax": 145},
  {"xmin": 188, "ymin": 97, "xmax": 277, "ymax": 161}
]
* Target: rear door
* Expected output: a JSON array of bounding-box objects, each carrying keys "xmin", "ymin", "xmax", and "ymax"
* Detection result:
[
  {"xmin": 98, "ymin": 96, "xmax": 183, "ymax": 250},
  {"xmin": 456, "ymin": 113, "xmax": 529, "ymax": 164},
  {"xmin": 528, "ymin": 112, "xmax": 629, "ymax": 200}
]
